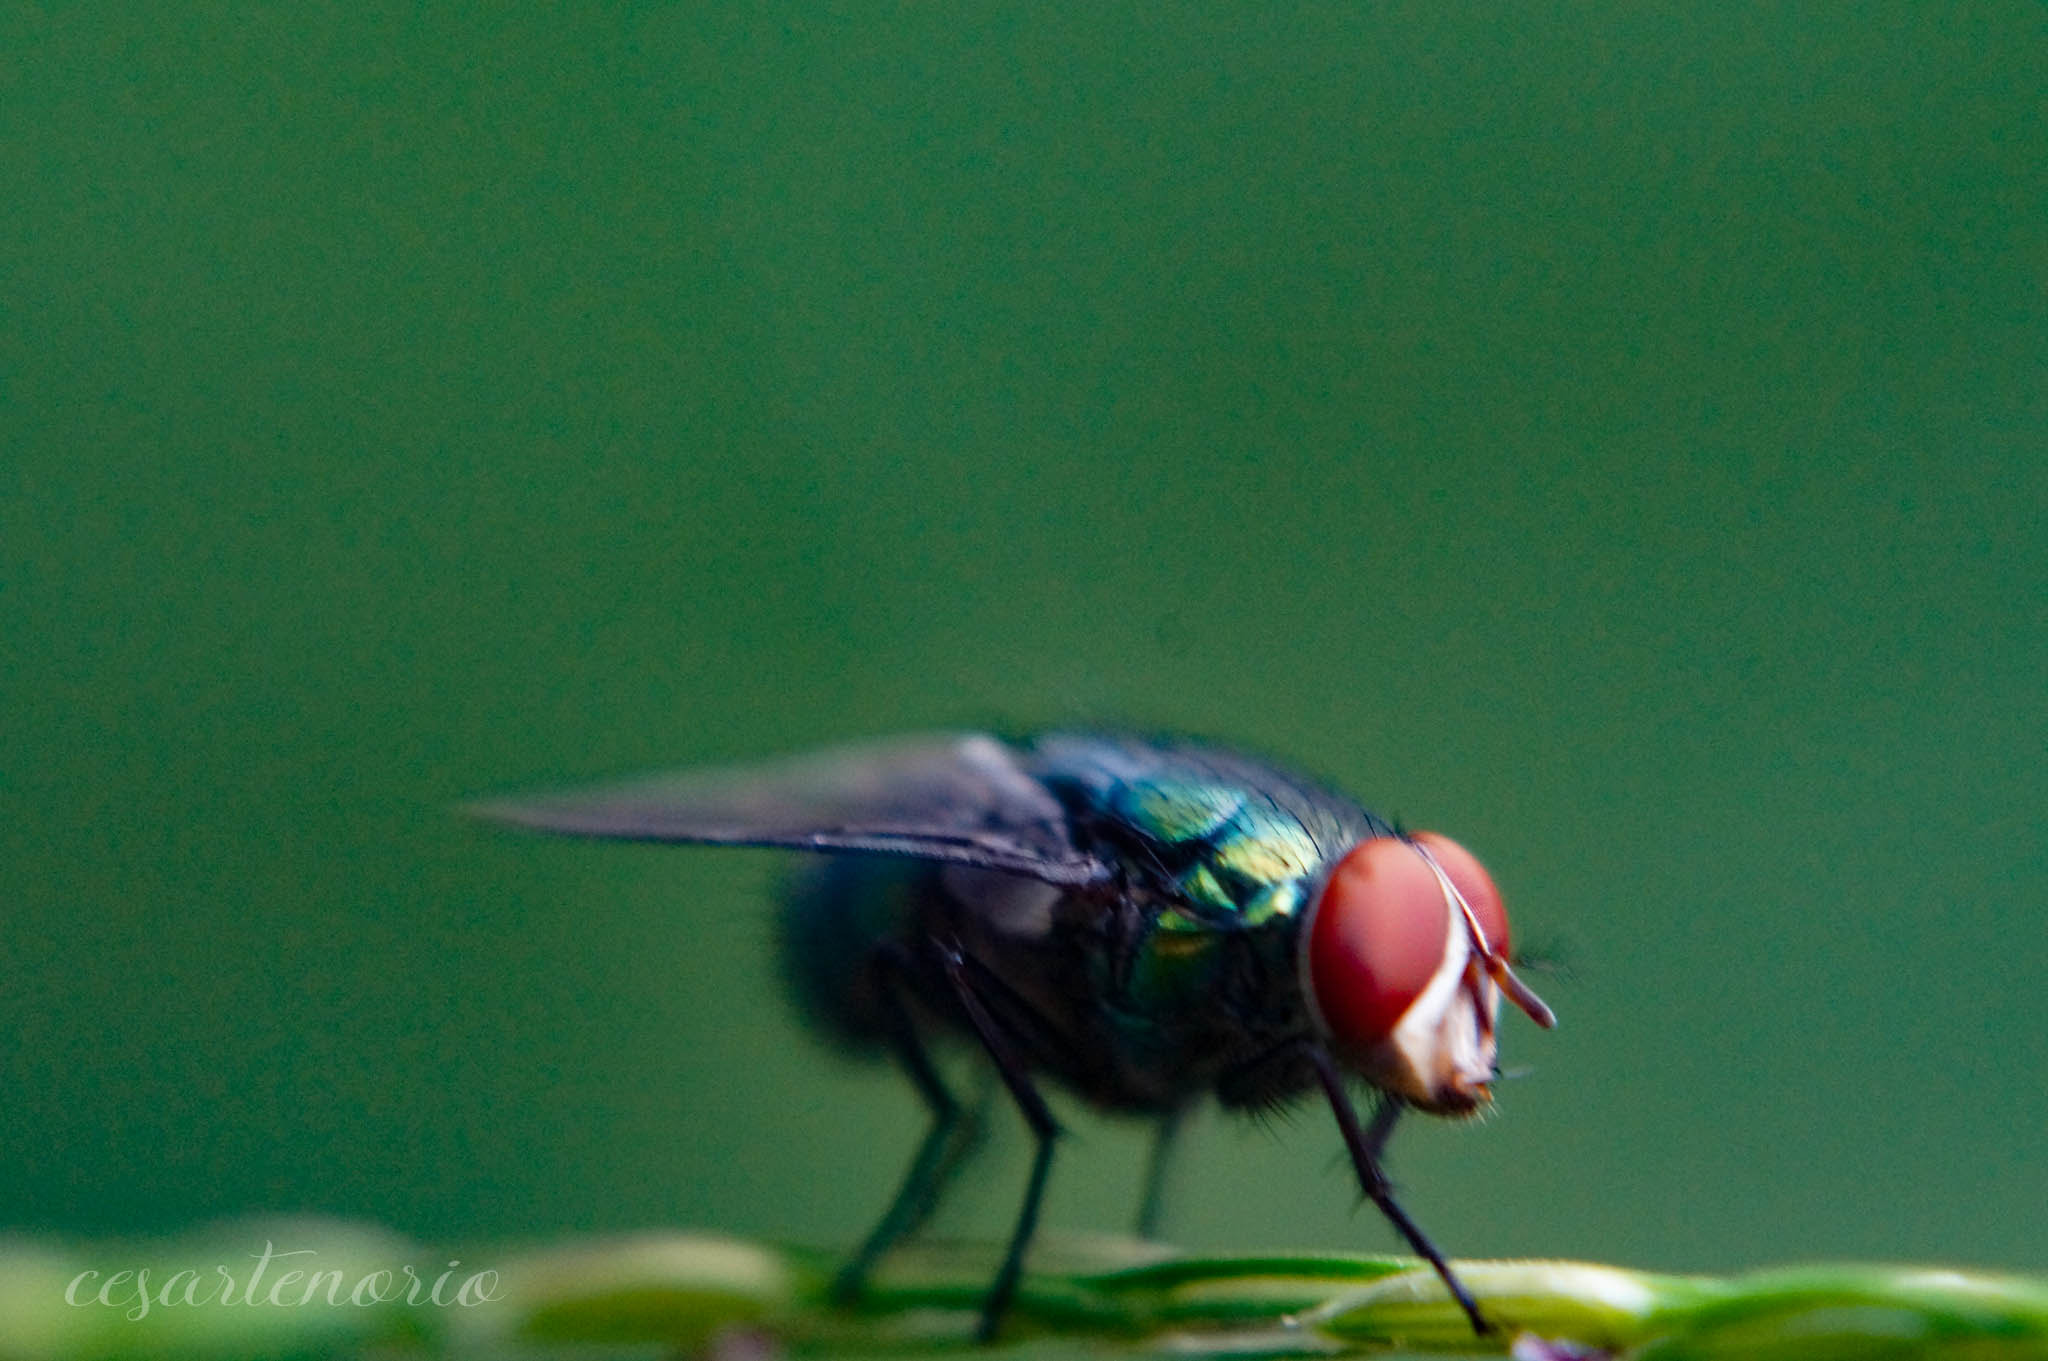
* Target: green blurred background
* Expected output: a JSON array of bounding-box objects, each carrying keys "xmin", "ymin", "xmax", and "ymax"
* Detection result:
[{"xmin": 3, "ymin": 0, "xmax": 2042, "ymax": 1286}]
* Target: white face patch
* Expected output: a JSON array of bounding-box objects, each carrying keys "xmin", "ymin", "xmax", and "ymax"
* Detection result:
[{"xmin": 1362, "ymin": 853, "xmax": 1503, "ymax": 1113}]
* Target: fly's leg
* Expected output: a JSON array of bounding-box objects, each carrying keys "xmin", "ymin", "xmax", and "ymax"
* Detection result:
[
  {"xmin": 1306, "ymin": 1045, "xmax": 1492, "ymax": 1336},
  {"xmin": 1135, "ymin": 1105, "xmax": 1186, "ymax": 1241},
  {"xmin": 832, "ymin": 944, "xmax": 971, "ymax": 1308},
  {"xmin": 936, "ymin": 942, "xmax": 1061, "ymax": 1343},
  {"xmin": 1362, "ymin": 1093, "xmax": 1402, "ymax": 1163}
]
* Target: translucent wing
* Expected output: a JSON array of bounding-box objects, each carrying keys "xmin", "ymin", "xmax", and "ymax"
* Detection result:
[{"xmin": 466, "ymin": 732, "xmax": 1108, "ymax": 887}]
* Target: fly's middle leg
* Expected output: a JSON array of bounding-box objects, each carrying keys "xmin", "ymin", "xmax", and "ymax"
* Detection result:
[
  {"xmin": 936, "ymin": 941, "xmax": 1062, "ymax": 1343},
  {"xmin": 1135, "ymin": 1104, "xmax": 1187, "ymax": 1241}
]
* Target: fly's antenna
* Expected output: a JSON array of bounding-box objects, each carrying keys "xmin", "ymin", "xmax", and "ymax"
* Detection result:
[{"xmin": 1409, "ymin": 840, "xmax": 1558, "ymax": 1031}]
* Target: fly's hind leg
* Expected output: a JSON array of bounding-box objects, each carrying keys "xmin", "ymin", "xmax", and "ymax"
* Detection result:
[{"xmin": 832, "ymin": 944, "xmax": 975, "ymax": 1308}]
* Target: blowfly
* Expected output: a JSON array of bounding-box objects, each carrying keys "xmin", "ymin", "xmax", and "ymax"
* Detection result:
[{"xmin": 471, "ymin": 732, "xmax": 1556, "ymax": 1338}]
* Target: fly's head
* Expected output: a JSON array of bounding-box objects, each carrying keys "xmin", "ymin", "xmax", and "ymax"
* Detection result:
[{"xmin": 1300, "ymin": 832, "xmax": 1556, "ymax": 1116}]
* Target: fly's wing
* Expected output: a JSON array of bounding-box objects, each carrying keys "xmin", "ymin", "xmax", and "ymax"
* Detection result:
[{"xmin": 467, "ymin": 733, "xmax": 1108, "ymax": 888}]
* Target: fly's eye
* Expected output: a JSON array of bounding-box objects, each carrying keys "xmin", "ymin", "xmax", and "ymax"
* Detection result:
[
  {"xmin": 1307, "ymin": 836, "xmax": 1455, "ymax": 1049},
  {"xmin": 1410, "ymin": 831, "xmax": 1510, "ymax": 958}
]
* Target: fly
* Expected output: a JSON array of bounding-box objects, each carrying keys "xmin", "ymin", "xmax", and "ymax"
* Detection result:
[{"xmin": 470, "ymin": 732, "xmax": 1556, "ymax": 1339}]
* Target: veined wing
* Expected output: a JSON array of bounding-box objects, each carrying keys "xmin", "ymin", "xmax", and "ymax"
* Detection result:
[{"xmin": 466, "ymin": 733, "xmax": 1108, "ymax": 887}]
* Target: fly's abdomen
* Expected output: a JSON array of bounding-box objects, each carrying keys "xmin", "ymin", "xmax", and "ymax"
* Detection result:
[{"xmin": 775, "ymin": 856, "xmax": 936, "ymax": 1053}]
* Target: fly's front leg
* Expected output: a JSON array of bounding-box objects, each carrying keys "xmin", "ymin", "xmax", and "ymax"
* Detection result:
[
  {"xmin": 1362, "ymin": 1092, "xmax": 1402, "ymax": 1164},
  {"xmin": 1305, "ymin": 1045, "xmax": 1492, "ymax": 1336},
  {"xmin": 935, "ymin": 940, "xmax": 1061, "ymax": 1343},
  {"xmin": 833, "ymin": 943, "xmax": 972, "ymax": 1308}
]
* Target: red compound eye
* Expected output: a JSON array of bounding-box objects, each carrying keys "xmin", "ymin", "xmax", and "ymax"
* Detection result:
[
  {"xmin": 1307, "ymin": 837, "xmax": 1456, "ymax": 1050},
  {"xmin": 1411, "ymin": 831, "xmax": 1510, "ymax": 959}
]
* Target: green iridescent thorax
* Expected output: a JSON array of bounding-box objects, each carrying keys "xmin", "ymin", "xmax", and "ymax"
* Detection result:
[
  {"xmin": 1111, "ymin": 778, "xmax": 1324, "ymax": 925},
  {"xmin": 1106, "ymin": 776, "xmax": 1334, "ymax": 1024}
]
